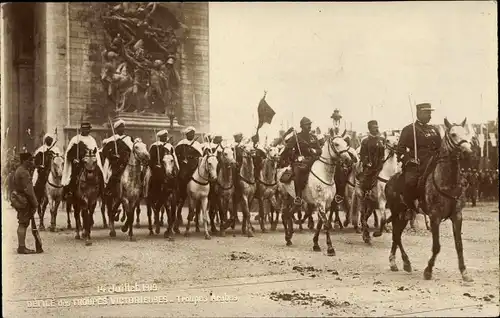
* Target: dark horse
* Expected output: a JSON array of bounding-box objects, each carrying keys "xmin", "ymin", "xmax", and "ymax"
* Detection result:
[
  {"xmin": 145, "ymin": 144, "xmax": 178, "ymax": 240},
  {"xmin": 33, "ymin": 150, "xmax": 56, "ymax": 230},
  {"xmin": 74, "ymin": 148, "xmax": 103, "ymax": 246},
  {"xmin": 385, "ymin": 118, "xmax": 474, "ymax": 282}
]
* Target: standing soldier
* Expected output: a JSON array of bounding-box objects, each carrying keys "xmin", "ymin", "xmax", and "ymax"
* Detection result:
[
  {"xmin": 397, "ymin": 103, "xmax": 441, "ymax": 220},
  {"xmin": 101, "ymin": 119, "xmax": 133, "ymax": 197},
  {"xmin": 359, "ymin": 120, "xmax": 385, "ymax": 196},
  {"xmin": 280, "ymin": 117, "xmax": 322, "ymax": 206},
  {"xmin": 11, "ymin": 152, "xmax": 39, "ymax": 254},
  {"xmin": 466, "ymin": 168, "xmax": 479, "ymax": 207},
  {"xmin": 62, "ymin": 122, "xmax": 105, "ymax": 198}
]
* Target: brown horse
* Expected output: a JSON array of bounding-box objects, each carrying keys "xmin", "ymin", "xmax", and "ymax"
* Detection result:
[
  {"xmin": 385, "ymin": 118, "xmax": 473, "ymax": 281},
  {"xmin": 75, "ymin": 148, "xmax": 103, "ymax": 246}
]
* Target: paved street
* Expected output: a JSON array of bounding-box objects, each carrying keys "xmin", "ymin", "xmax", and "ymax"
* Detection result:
[{"xmin": 2, "ymin": 201, "xmax": 499, "ymax": 317}]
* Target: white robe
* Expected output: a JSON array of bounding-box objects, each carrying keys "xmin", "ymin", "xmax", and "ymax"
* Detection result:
[
  {"xmin": 101, "ymin": 134, "xmax": 134, "ymax": 184},
  {"xmin": 176, "ymin": 138, "xmax": 203, "ymax": 156},
  {"xmin": 61, "ymin": 135, "xmax": 103, "ymax": 186},
  {"xmin": 32, "ymin": 145, "xmax": 63, "ymax": 185},
  {"xmin": 149, "ymin": 141, "xmax": 179, "ymax": 170}
]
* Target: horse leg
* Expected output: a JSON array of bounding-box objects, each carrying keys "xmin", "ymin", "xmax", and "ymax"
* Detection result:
[
  {"xmin": 37, "ymin": 200, "xmax": 45, "ymax": 231},
  {"xmin": 296, "ymin": 209, "xmax": 303, "ymax": 232},
  {"xmin": 66, "ymin": 199, "xmax": 73, "ymax": 229},
  {"xmin": 423, "ymin": 213, "xmax": 441, "ymax": 280},
  {"xmin": 135, "ymin": 203, "xmax": 142, "ymax": 228},
  {"xmin": 372, "ymin": 208, "xmax": 379, "ymax": 229},
  {"xmin": 184, "ymin": 197, "xmax": 195, "ymax": 237},
  {"xmin": 120, "ymin": 203, "xmax": 127, "ymax": 223},
  {"xmin": 154, "ymin": 201, "xmax": 161, "ymax": 235},
  {"xmin": 343, "ymin": 197, "xmax": 351, "ymax": 228},
  {"xmin": 424, "ymin": 214, "xmax": 431, "ymax": 231},
  {"xmin": 164, "ymin": 192, "xmax": 176, "ymax": 241},
  {"xmin": 218, "ymin": 196, "xmax": 227, "ymax": 237},
  {"xmin": 107, "ymin": 198, "xmax": 116, "ymax": 237},
  {"xmin": 174, "ymin": 197, "xmax": 184, "ymax": 234},
  {"xmin": 123, "ymin": 199, "xmax": 136, "ymax": 241},
  {"xmin": 360, "ymin": 200, "xmax": 371, "ymax": 244},
  {"xmin": 241, "ymin": 197, "xmax": 253, "ymax": 237},
  {"xmin": 100, "ymin": 198, "xmax": 108, "ymax": 229},
  {"xmin": 209, "ymin": 198, "xmax": 218, "ymax": 234},
  {"xmin": 201, "ymin": 197, "xmax": 211, "ymax": 240},
  {"xmin": 50, "ymin": 199, "xmax": 61, "ymax": 232},
  {"xmin": 269, "ymin": 195, "xmax": 279, "ymax": 231},
  {"xmin": 451, "ymin": 211, "xmax": 473, "ymax": 282},
  {"xmin": 195, "ymin": 201, "xmax": 201, "ymax": 233},
  {"xmin": 83, "ymin": 205, "xmax": 93, "ymax": 246},
  {"xmin": 285, "ymin": 201, "xmax": 296, "ymax": 246},
  {"xmin": 159, "ymin": 205, "xmax": 165, "ymax": 226},
  {"xmin": 312, "ymin": 218, "xmax": 322, "ymax": 252},
  {"xmin": 74, "ymin": 202, "xmax": 81, "ymax": 239},
  {"xmin": 147, "ymin": 202, "xmax": 154, "ymax": 236},
  {"xmin": 325, "ymin": 217, "xmax": 336, "ymax": 257},
  {"xmin": 397, "ymin": 217, "xmax": 412, "ymax": 273},
  {"xmin": 373, "ymin": 196, "xmax": 388, "ymax": 237},
  {"xmin": 258, "ymin": 196, "xmax": 267, "ymax": 233}
]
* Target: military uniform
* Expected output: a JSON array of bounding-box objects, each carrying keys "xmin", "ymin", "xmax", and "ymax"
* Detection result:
[
  {"xmin": 32, "ymin": 133, "xmax": 62, "ymax": 187},
  {"xmin": 175, "ymin": 126, "xmax": 203, "ymax": 196},
  {"xmin": 12, "ymin": 153, "xmax": 38, "ymax": 254},
  {"xmin": 62, "ymin": 122, "xmax": 104, "ymax": 197},
  {"xmin": 280, "ymin": 117, "xmax": 322, "ymax": 205},
  {"xmin": 466, "ymin": 169, "xmax": 478, "ymax": 206},
  {"xmin": 359, "ymin": 121, "xmax": 385, "ymax": 192},
  {"xmin": 397, "ymin": 103, "xmax": 441, "ymax": 214},
  {"xmin": 102, "ymin": 119, "xmax": 133, "ymax": 196}
]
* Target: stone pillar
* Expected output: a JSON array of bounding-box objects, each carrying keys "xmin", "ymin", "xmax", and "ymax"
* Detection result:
[
  {"xmin": 1, "ymin": 3, "xmax": 17, "ymax": 159},
  {"xmin": 44, "ymin": 3, "xmax": 68, "ymax": 144}
]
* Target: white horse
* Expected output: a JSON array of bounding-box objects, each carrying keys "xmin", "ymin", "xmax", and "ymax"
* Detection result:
[
  {"xmin": 184, "ymin": 153, "xmax": 219, "ymax": 239},
  {"xmin": 46, "ymin": 154, "xmax": 65, "ymax": 232},
  {"xmin": 277, "ymin": 130, "xmax": 353, "ymax": 255},
  {"xmin": 256, "ymin": 146, "xmax": 281, "ymax": 232}
]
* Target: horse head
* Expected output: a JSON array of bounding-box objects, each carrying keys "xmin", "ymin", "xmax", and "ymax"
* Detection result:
[
  {"xmin": 162, "ymin": 151, "xmax": 176, "ymax": 179},
  {"xmin": 132, "ymin": 139, "xmax": 150, "ymax": 165},
  {"xmin": 51, "ymin": 154, "xmax": 65, "ymax": 179},
  {"xmin": 266, "ymin": 146, "xmax": 280, "ymax": 162},
  {"xmin": 443, "ymin": 118, "xmax": 472, "ymax": 154},
  {"xmin": 83, "ymin": 148, "xmax": 98, "ymax": 171},
  {"xmin": 384, "ymin": 135, "xmax": 399, "ymax": 154},
  {"xmin": 326, "ymin": 132, "xmax": 353, "ymax": 166},
  {"xmin": 220, "ymin": 146, "xmax": 237, "ymax": 168},
  {"xmin": 202, "ymin": 154, "xmax": 219, "ymax": 181}
]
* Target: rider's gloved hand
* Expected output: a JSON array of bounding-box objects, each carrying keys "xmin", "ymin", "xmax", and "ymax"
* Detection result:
[{"xmin": 73, "ymin": 159, "xmax": 80, "ymax": 164}]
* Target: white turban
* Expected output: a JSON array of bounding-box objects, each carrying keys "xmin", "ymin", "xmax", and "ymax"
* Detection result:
[
  {"xmin": 156, "ymin": 129, "xmax": 168, "ymax": 137},
  {"xmin": 113, "ymin": 119, "xmax": 125, "ymax": 129},
  {"xmin": 184, "ymin": 126, "xmax": 196, "ymax": 134}
]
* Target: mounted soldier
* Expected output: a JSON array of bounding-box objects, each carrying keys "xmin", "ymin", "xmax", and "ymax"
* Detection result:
[
  {"xmin": 32, "ymin": 133, "xmax": 62, "ymax": 187},
  {"xmin": 396, "ymin": 103, "xmax": 442, "ymax": 219},
  {"xmin": 331, "ymin": 109, "xmax": 346, "ymax": 136},
  {"xmin": 175, "ymin": 126, "xmax": 203, "ymax": 193},
  {"xmin": 149, "ymin": 129, "xmax": 179, "ymax": 171},
  {"xmin": 359, "ymin": 120, "xmax": 385, "ymax": 195},
  {"xmin": 102, "ymin": 119, "xmax": 134, "ymax": 197},
  {"xmin": 280, "ymin": 117, "xmax": 322, "ymax": 206},
  {"xmin": 62, "ymin": 122, "xmax": 105, "ymax": 197}
]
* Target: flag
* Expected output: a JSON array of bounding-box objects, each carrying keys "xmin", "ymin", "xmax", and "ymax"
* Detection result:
[{"xmin": 257, "ymin": 94, "xmax": 275, "ymax": 130}]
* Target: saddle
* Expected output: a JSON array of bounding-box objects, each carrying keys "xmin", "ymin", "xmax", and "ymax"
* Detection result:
[
  {"xmin": 280, "ymin": 168, "xmax": 294, "ymax": 183},
  {"xmin": 416, "ymin": 155, "xmax": 439, "ymax": 197}
]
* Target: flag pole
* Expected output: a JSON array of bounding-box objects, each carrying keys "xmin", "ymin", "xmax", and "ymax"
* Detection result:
[{"xmin": 408, "ymin": 95, "xmax": 418, "ymax": 162}]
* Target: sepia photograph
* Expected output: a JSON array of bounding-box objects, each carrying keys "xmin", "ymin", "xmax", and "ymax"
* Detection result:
[{"xmin": 1, "ymin": 2, "xmax": 498, "ymax": 317}]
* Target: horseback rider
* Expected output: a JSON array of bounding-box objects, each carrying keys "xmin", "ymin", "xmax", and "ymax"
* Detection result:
[
  {"xmin": 280, "ymin": 117, "xmax": 322, "ymax": 206},
  {"xmin": 359, "ymin": 120, "xmax": 385, "ymax": 195},
  {"xmin": 32, "ymin": 133, "xmax": 62, "ymax": 186},
  {"xmin": 175, "ymin": 126, "xmax": 203, "ymax": 195},
  {"xmin": 331, "ymin": 109, "xmax": 346, "ymax": 136},
  {"xmin": 397, "ymin": 103, "xmax": 442, "ymax": 220},
  {"xmin": 102, "ymin": 119, "xmax": 133, "ymax": 197},
  {"xmin": 149, "ymin": 129, "xmax": 179, "ymax": 171},
  {"xmin": 11, "ymin": 152, "xmax": 39, "ymax": 254},
  {"xmin": 62, "ymin": 122, "xmax": 105, "ymax": 198}
]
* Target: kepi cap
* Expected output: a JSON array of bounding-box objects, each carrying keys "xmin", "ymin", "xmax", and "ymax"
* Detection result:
[
  {"xmin": 368, "ymin": 120, "xmax": 378, "ymax": 127},
  {"xmin": 300, "ymin": 117, "xmax": 312, "ymax": 126},
  {"xmin": 416, "ymin": 103, "xmax": 435, "ymax": 112},
  {"xmin": 80, "ymin": 122, "xmax": 92, "ymax": 129}
]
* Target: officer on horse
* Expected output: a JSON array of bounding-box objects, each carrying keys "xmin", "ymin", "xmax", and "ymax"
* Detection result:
[
  {"xmin": 280, "ymin": 117, "xmax": 322, "ymax": 206},
  {"xmin": 359, "ymin": 120, "xmax": 385, "ymax": 195},
  {"xmin": 397, "ymin": 103, "xmax": 441, "ymax": 219},
  {"xmin": 102, "ymin": 119, "xmax": 134, "ymax": 197},
  {"xmin": 62, "ymin": 122, "xmax": 104, "ymax": 197},
  {"xmin": 175, "ymin": 126, "xmax": 204, "ymax": 194}
]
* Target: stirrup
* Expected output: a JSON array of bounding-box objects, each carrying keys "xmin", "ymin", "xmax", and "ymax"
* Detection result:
[{"xmin": 293, "ymin": 196, "xmax": 302, "ymax": 206}]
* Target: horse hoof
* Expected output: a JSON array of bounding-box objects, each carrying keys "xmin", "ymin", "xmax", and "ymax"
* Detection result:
[
  {"xmin": 462, "ymin": 271, "xmax": 474, "ymax": 282},
  {"xmin": 121, "ymin": 225, "xmax": 128, "ymax": 233},
  {"xmin": 103, "ymin": 224, "xmax": 108, "ymax": 229},
  {"xmin": 85, "ymin": 240, "xmax": 92, "ymax": 246},
  {"xmin": 271, "ymin": 225, "xmax": 277, "ymax": 231},
  {"xmin": 373, "ymin": 231, "xmax": 382, "ymax": 238},
  {"xmin": 261, "ymin": 228, "xmax": 267, "ymax": 233},
  {"xmin": 355, "ymin": 228, "xmax": 362, "ymax": 234},
  {"xmin": 184, "ymin": 232, "xmax": 190, "ymax": 237},
  {"xmin": 334, "ymin": 223, "xmax": 340, "ymax": 230},
  {"xmin": 149, "ymin": 231, "xmax": 154, "ymax": 236},
  {"xmin": 403, "ymin": 263, "xmax": 412, "ymax": 273},
  {"xmin": 129, "ymin": 236, "xmax": 136, "ymax": 242},
  {"xmin": 155, "ymin": 228, "xmax": 160, "ymax": 235},
  {"xmin": 343, "ymin": 220, "xmax": 350, "ymax": 227},
  {"xmin": 423, "ymin": 269, "xmax": 432, "ymax": 280},
  {"xmin": 67, "ymin": 225, "xmax": 72, "ymax": 230},
  {"xmin": 286, "ymin": 241, "xmax": 293, "ymax": 246},
  {"xmin": 205, "ymin": 234, "xmax": 211, "ymax": 240},
  {"xmin": 390, "ymin": 265, "xmax": 399, "ymax": 272},
  {"xmin": 174, "ymin": 228, "xmax": 180, "ymax": 234},
  {"xmin": 219, "ymin": 230, "xmax": 226, "ymax": 237},
  {"xmin": 159, "ymin": 221, "xmax": 164, "ymax": 226},
  {"xmin": 109, "ymin": 230, "xmax": 116, "ymax": 237},
  {"xmin": 247, "ymin": 231, "xmax": 254, "ymax": 238},
  {"xmin": 39, "ymin": 225, "xmax": 46, "ymax": 231},
  {"xmin": 75, "ymin": 234, "xmax": 81, "ymax": 240},
  {"xmin": 135, "ymin": 223, "xmax": 141, "ymax": 229},
  {"xmin": 327, "ymin": 248, "xmax": 336, "ymax": 256},
  {"xmin": 195, "ymin": 228, "xmax": 200, "ymax": 233},
  {"xmin": 313, "ymin": 245, "xmax": 321, "ymax": 252},
  {"xmin": 49, "ymin": 227, "xmax": 56, "ymax": 233}
]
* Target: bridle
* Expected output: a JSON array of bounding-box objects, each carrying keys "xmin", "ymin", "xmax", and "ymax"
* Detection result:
[
  {"xmin": 310, "ymin": 135, "xmax": 350, "ymax": 186},
  {"xmin": 47, "ymin": 153, "xmax": 64, "ymax": 189},
  {"xmin": 128, "ymin": 140, "xmax": 149, "ymax": 167},
  {"xmin": 256, "ymin": 151, "xmax": 279, "ymax": 187},
  {"xmin": 191, "ymin": 154, "xmax": 217, "ymax": 186},
  {"xmin": 238, "ymin": 147, "xmax": 256, "ymax": 185},
  {"xmin": 432, "ymin": 125, "xmax": 471, "ymax": 202},
  {"xmin": 216, "ymin": 148, "xmax": 235, "ymax": 190}
]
